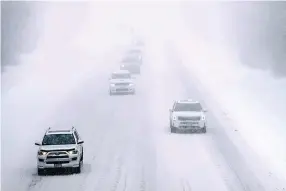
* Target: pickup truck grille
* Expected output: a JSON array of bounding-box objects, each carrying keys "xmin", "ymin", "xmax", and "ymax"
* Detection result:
[
  {"xmin": 178, "ymin": 116, "xmax": 201, "ymax": 121},
  {"xmin": 46, "ymin": 151, "xmax": 69, "ymax": 159}
]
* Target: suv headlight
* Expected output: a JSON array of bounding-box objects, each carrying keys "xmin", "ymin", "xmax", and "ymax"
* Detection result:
[
  {"xmin": 38, "ymin": 151, "xmax": 48, "ymax": 156},
  {"xmin": 68, "ymin": 150, "xmax": 78, "ymax": 155}
]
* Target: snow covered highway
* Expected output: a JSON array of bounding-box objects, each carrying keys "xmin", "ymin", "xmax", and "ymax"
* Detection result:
[
  {"xmin": 2, "ymin": 2, "xmax": 286, "ymax": 191},
  {"xmin": 2, "ymin": 38, "xmax": 285, "ymax": 191}
]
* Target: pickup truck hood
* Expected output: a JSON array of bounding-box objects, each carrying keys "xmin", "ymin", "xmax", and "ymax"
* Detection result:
[
  {"xmin": 39, "ymin": 144, "xmax": 76, "ymax": 151},
  {"xmin": 172, "ymin": 111, "xmax": 203, "ymax": 117},
  {"xmin": 110, "ymin": 79, "xmax": 133, "ymax": 84}
]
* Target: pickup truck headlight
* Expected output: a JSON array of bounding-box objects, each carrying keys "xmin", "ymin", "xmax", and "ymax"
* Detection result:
[
  {"xmin": 68, "ymin": 150, "xmax": 78, "ymax": 155},
  {"xmin": 38, "ymin": 151, "xmax": 48, "ymax": 156}
]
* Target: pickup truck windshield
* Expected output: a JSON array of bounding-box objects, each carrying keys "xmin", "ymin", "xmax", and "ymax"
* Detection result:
[
  {"xmin": 42, "ymin": 134, "xmax": 76, "ymax": 145},
  {"xmin": 174, "ymin": 103, "xmax": 202, "ymax": 112}
]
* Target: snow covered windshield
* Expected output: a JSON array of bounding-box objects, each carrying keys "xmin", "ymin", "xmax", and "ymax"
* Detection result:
[
  {"xmin": 112, "ymin": 73, "xmax": 131, "ymax": 79},
  {"xmin": 174, "ymin": 103, "xmax": 202, "ymax": 112},
  {"xmin": 42, "ymin": 134, "xmax": 76, "ymax": 145}
]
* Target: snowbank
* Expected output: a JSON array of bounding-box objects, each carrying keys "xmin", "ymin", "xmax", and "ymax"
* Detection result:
[{"xmin": 170, "ymin": 23, "xmax": 286, "ymax": 179}]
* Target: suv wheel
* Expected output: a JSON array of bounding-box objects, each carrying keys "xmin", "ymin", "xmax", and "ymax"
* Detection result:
[
  {"xmin": 74, "ymin": 163, "xmax": 82, "ymax": 174},
  {"xmin": 170, "ymin": 121, "xmax": 176, "ymax": 133},
  {"xmin": 38, "ymin": 168, "xmax": 45, "ymax": 176},
  {"xmin": 202, "ymin": 126, "xmax": 207, "ymax": 133},
  {"xmin": 74, "ymin": 154, "xmax": 83, "ymax": 174},
  {"xmin": 171, "ymin": 127, "xmax": 176, "ymax": 133},
  {"xmin": 81, "ymin": 151, "xmax": 84, "ymax": 162}
]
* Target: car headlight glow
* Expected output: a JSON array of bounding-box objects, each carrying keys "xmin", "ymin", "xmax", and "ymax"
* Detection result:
[
  {"xmin": 38, "ymin": 151, "xmax": 48, "ymax": 156},
  {"xmin": 68, "ymin": 150, "xmax": 78, "ymax": 155}
]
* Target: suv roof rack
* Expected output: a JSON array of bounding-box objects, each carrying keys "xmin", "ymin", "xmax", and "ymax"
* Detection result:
[{"xmin": 45, "ymin": 127, "xmax": 51, "ymax": 134}]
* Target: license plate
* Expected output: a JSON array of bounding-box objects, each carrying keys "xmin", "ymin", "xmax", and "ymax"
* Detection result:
[{"xmin": 54, "ymin": 164, "xmax": 62, "ymax": 168}]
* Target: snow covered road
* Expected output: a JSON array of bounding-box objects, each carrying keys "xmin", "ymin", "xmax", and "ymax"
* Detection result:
[{"xmin": 3, "ymin": 35, "xmax": 286, "ymax": 191}]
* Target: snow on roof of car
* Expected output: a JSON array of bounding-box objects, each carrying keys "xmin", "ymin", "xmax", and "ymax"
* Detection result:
[
  {"xmin": 46, "ymin": 126, "xmax": 75, "ymax": 134},
  {"xmin": 177, "ymin": 99, "xmax": 199, "ymax": 104},
  {"xmin": 113, "ymin": 70, "xmax": 130, "ymax": 74},
  {"xmin": 46, "ymin": 130, "xmax": 72, "ymax": 135}
]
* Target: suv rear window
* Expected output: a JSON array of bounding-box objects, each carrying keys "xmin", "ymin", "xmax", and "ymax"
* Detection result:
[{"xmin": 42, "ymin": 134, "xmax": 76, "ymax": 145}]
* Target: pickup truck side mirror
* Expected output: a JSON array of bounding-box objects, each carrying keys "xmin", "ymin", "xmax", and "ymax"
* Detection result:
[
  {"xmin": 78, "ymin": 140, "xmax": 84, "ymax": 144},
  {"xmin": 35, "ymin": 141, "xmax": 41, "ymax": 146}
]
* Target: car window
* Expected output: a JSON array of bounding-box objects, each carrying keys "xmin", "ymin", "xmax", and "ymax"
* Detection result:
[
  {"xmin": 42, "ymin": 134, "xmax": 76, "ymax": 145},
  {"xmin": 112, "ymin": 73, "xmax": 131, "ymax": 79},
  {"xmin": 173, "ymin": 103, "xmax": 202, "ymax": 112}
]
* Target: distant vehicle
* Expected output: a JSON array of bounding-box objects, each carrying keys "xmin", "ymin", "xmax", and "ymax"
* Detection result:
[
  {"xmin": 169, "ymin": 99, "xmax": 207, "ymax": 133},
  {"xmin": 132, "ymin": 39, "xmax": 144, "ymax": 47},
  {"xmin": 120, "ymin": 56, "xmax": 141, "ymax": 74},
  {"xmin": 109, "ymin": 70, "xmax": 135, "ymax": 95},
  {"xmin": 127, "ymin": 49, "xmax": 142, "ymax": 64},
  {"xmin": 35, "ymin": 127, "xmax": 84, "ymax": 175}
]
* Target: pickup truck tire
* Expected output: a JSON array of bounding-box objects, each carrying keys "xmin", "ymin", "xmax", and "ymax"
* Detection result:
[
  {"xmin": 37, "ymin": 168, "xmax": 45, "ymax": 176},
  {"xmin": 201, "ymin": 127, "xmax": 207, "ymax": 133},
  {"xmin": 74, "ymin": 162, "xmax": 82, "ymax": 174},
  {"xmin": 170, "ymin": 121, "xmax": 176, "ymax": 133}
]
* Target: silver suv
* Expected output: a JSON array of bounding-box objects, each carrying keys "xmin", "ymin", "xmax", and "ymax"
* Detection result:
[
  {"xmin": 109, "ymin": 70, "xmax": 135, "ymax": 95},
  {"xmin": 169, "ymin": 99, "xmax": 207, "ymax": 133},
  {"xmin": 35, "ymin": 127, "xmax": 84, "ymax": 175}
]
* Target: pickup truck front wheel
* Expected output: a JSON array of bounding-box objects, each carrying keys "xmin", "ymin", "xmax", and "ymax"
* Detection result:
[{"xmin": 37, "ymin": 168, "xmax": 45, "ymax": 176}]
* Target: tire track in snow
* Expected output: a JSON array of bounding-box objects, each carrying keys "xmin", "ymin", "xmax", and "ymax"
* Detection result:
[
  {"xmin": 110, "ymin": 157, "xmax": 123, "ymax": 191},
  {"xmin": 181, "ymin": 179, "xmax": 192, "ymax": 191},
  {"xmin": 27, "ymin": 173, "xmax": 43, "ymax": 191},
  {"xmin": 139, "ymin": 166, "xmax": 146, "ymax": 191}
]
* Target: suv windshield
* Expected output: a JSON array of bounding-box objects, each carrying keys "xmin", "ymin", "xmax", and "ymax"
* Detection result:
[
  {"xmin": 112, "ymin": 73, "xmax": 131, "ymax": 79},
  {"xmin": 174, "ymin": 103, "xmax": 202, "ymax": 112},
  {"xmin": 42, "ymin": 134, "xmax": 76, "ymax": 145},
  {"xmin": 122, "ymin": 57, "xmax": 139, "ymax": 63}
]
